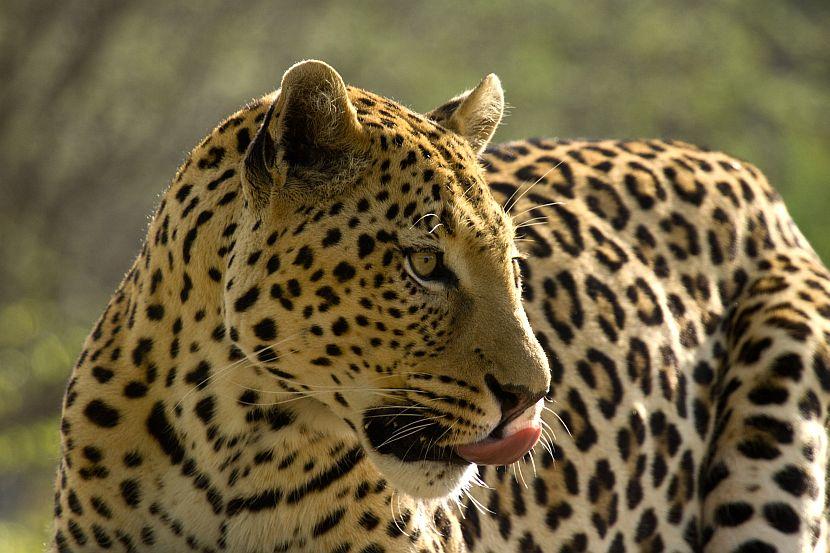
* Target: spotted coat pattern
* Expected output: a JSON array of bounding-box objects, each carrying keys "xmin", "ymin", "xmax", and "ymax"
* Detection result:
[
  {"xmin": 52, "ymin": 64, "xmax": 829, "ymax": 553},
  {"xmin": 465, "ymin": 138, "xmax": 830, "ymax": 553}
]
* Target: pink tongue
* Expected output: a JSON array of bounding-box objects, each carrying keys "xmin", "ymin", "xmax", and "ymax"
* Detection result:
[{"xmin": 455, "ymin": 426, "xmax": 542, "ymax": 465}]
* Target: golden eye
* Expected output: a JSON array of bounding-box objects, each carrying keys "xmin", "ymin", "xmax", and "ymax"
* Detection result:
[{"xmin": 408, "ymin": 251, "xmax": 440, "ymax": 280}]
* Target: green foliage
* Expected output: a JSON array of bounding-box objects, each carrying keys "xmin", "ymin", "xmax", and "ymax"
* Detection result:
[{"xmin": 0, "ymin": 0, "xmax": 827, "ymax": 548}]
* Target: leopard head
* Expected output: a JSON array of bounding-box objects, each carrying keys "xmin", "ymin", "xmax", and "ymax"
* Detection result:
[{"xmin": 225, "ymin": 60, "xmax": 550, "ymax": 498}]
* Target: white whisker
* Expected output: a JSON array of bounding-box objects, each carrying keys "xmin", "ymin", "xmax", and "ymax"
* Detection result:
[
  {"xmin": 410, "ymin": 213, "xmax": 440, "ymax": 229},
  {"xmin": 543, "ymin": 406, "xmax": 573, "ymax": 437},
  {"xmin": 514, "ymin": 221, "xmax": 549, "ymax": 230},
  {"xmin": 511, "ymin": 201, "xmax": 564, "ymax": 219},
  {"xmin": 504, "ymin": 160, "xmax": 564, "ymax": 214}
]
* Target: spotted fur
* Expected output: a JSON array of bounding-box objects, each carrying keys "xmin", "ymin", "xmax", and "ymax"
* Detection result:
[{"xmin": 53, "ymin": 61, "xmax": 829, "ymax": 553}]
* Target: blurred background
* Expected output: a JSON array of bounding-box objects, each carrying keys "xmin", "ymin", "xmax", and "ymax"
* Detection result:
[{"xmin": 1, "ymin": 0, "xmax": 828, "ymax": 549}]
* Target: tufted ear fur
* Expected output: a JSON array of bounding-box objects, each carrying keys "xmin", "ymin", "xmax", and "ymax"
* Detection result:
[
  {"xmin": 242, "ymin": 60, "xmax": 365, "ymax": 209},
  {"xmin": 426, "ymin": 74, "xmax": 504, "ymax": 153}
]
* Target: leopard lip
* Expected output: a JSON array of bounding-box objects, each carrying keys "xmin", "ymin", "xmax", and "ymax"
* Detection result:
[{"xmin": 455, "ymin": 425, "xmax": 542, "ymax": 465}]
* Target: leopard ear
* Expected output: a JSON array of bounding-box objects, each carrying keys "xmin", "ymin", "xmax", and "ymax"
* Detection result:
[
  {"xmin": 242, "ymin": 60, "xmax": 363, "ymax": 209},
  {"xmin": 427, "ymin": 74, "xmax": 504, "ymax": 153}
]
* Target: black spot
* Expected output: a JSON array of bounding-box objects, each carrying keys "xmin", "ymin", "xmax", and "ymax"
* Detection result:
[
  {"xmin": 245, "ymin": 403, "xmax": 294, "ymax": 432},
  {"xmin": 146, "ymin": 401, "xmax": 185, "ymax": 464},
  {"xmin": 92, "ymin": 524, "xmax": 112, "ymax": 548},
  {"xmin": 312, "ymin": 508, "xmax": 346, "ymax": 536},
  {"xmin": 747, "ymin": 384, "xmax": 788, "ymax": 405},
  {"xmin": 120, "ymin": 479, "xmax": 141, "ymax": 508},
  {"xmin": 140, "ymin": 526, "xmax": 155, "ymax": 545},
  {"xmin": 332, "ymin": 317, "xmax": 349, "ymax": 336},
  {"xmin": 745, "ymin": 415, "xmax": 793, "ymax": 443},
  {"xmin": 90, "ymin": 496, "xmax": 112, "ymax": 518},
  {"xmin": 195, "ymin": 396, "xmax": 216, "ymax": 424},
  {"xmin": 385, "ymin": 204, "xmax": 399, "ymax": 220},
  {"xmin": 83, "ymin": 400, "xmax": 120, "ymax": 428},
  {"xmin": 182, "ymin": 228, "xmax": 199, "ymax": 264},
  {"xmin": 358, "ymin": 234, "xmax": 375, "ymax": 258},
  {"xmin": 198, "ymin": 146, "xmax": 225, "ymax": 169},
  {"xmin": 762, "ymin": 502, "xmax": 800, "ymax": 534},
  {"xmin": 773, "ymin": 465, "xmax": 818, "ymax": 498},
  {"xmin": 253, "ymin": 318, "xmax": 277, "ymax": 341},
  {"xmin": 211, "ymin": 324, "xmax": 226, "ymax": 342},
  {"xmin": 146, "ymin": 304, "xmax": 164, "ymax": 321},
  {"xmin": 236, "ymin": 128, "xmax": 251, "ymax": 153},
  {"xmin": 181, "ymin": 196, "xmax": 199, "ymax": 218},
  {"xmin": 714, "ymin": 502, "xmax": 753, "ymax": 526},
  {"xmin": 234, "ymin": 286, "xmax": 260, "ymax": 312},
  {"xmin": 123, "ymin": 451, "xmax": 143, "ymax": 467},
  {"xmin": 206, "ymin": 168, "xmax": 235, "ymax": 190},
  {"xmin": 124, "ymin": 381, "xmax": 148, "ymax": 398},
  {"xmin": 635, "ymin": 509, "xmax": 657, "ymax": 542},
  {"xmin": 185, "ymin": 361, "xmax": 211, "ymax": 390},
  {"xmin": 67, "ymin": 519, "xmax": 87, "ymax": 545},
  {"xmin": 82, "ymin": 446, "xmax": 103, "ymax": 463},
  {"xmin": 180, "ymin": 272, "xmax": 193, "ymax": 302},
  {"xmin": 293, "ymin": 246, "xmax": 314, "ymax": 270},
  {"xmin": 734, "ymin": 540, "xmax": 776, "ymax": 553},
  {"xmin": 175, "ymin": 184, "xmax": 193, "ymax": 202},
  {"xmin": 738, "ymin": 337, "xmax": 773, "ymax": 364},
  {"xmin": 246, "ymin": 250, "xmax": 261, "ymax": 265},
  {"xmin": 92, "ymin": 366, "xmax": 114, "ymax": 383},
  {"xmin": 798, "ymin": 389, "xmax": 821, "ymax": 419},
  {"xmin": 333, "ymin": 262, "xmax": 356, "ymax": 282},
  {"xmin": 700, "ymin": 461, "xmax": 729, "ymax": 497},
  {"xmin": 360, "ymin": 511, "xmax": 380, "ymax": 530},
  {"xmin": 322, "ymin": 228, "xmax": 342, "ymax": 247},
  {"xmin": 813, "ymin": 353, "xmax": 830, "ymax": 391},
  {"xmin": 266, "ymin": 255, "xmax": 281, "ymax": 274},
  {"xmin": 738, "ymin": 436, "xmax": 781, "ymax": 459},
  {"xmin": 253, "ymin": 450, "xmax": 274, "ymax": 464},
  {"xmin": 131, "ymin": 338, "xmax": 153, "ymax": 367},
  {"xmin": 399, "ymin": 150, "xmax": 416, "ymax": 170}
]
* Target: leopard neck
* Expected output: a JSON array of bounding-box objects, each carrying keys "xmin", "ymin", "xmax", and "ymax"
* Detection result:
[{"xmin": 57, "ymin": 103, "xmax": 465, "ymax": 550}]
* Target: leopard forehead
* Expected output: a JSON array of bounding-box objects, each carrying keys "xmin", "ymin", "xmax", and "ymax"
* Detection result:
[{"xmin": 313, "ymin": 86, "xmax": 515, "ymax": 250}]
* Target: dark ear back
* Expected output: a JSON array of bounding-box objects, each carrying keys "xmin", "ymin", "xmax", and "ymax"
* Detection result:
[
  {"xmin": 427, "ymin": 74, "xmax": 504, "ymax": 153},
  {"xmin": 242, "ymin": 100, "xmax": 279, "ymax": 208},
  {"xmin": 242, "ymin": 60, "xmax": 364, "ymax": 209}
]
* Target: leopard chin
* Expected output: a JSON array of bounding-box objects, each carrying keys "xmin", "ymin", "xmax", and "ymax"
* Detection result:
[{"xmin": 367, "ymin": 450, "xmax": 479, "ymax": 500}]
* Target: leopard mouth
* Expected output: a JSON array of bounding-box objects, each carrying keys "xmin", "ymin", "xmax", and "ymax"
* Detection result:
[
  {"xmin": 362, "ymin": 406, "xmax": 542, "ymax": 466},
  {"xmin": 454, "ymin": 425, "xmax": 542, "ymax": 465},
  {"xmin": 362, "ymin": 406, "xmax": 469, "ymax": 465}
]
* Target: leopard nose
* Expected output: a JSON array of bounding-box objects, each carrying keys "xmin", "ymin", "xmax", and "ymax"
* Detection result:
[{"xmin": 484, "ymin": 374, "xmax": 546, "ymax": 431}]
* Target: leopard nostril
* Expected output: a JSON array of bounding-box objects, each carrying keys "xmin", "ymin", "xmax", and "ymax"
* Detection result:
[
  {"xmin": 484, "ymin": 374, "xmax": 543, "ymax": 431},
  {"xmin": 484, "ymin": 373, "xmax": 521, "ymax": 413}
]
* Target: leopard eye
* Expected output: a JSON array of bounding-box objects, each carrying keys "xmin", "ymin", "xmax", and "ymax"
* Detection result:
[
  {"xmin": 512, "ymin": 257, "xmax": 522, "ymax": 289},
  {"xmin": 408, "ymin": 251, "xmax": 441, "ymax": 280}
]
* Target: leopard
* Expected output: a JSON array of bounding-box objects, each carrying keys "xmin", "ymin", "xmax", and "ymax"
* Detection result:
[{"xmin": 51, "ymin": 60, "xmax": 830, "ymax": 553}]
